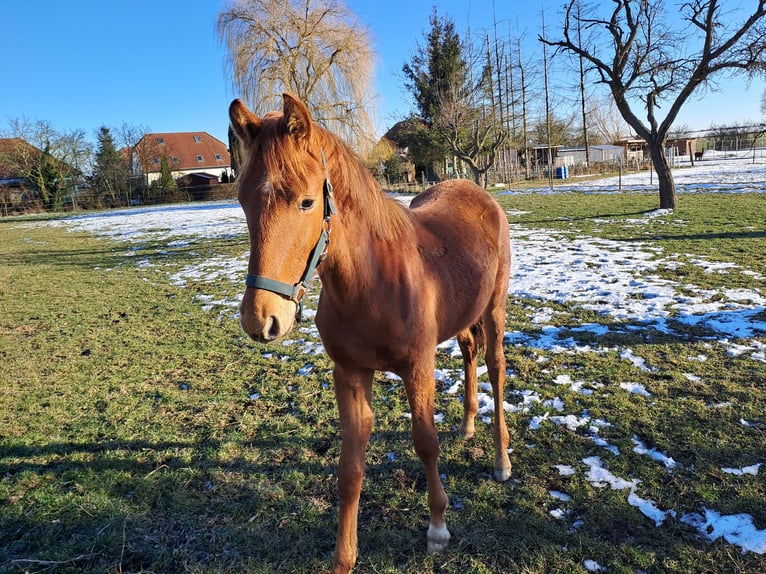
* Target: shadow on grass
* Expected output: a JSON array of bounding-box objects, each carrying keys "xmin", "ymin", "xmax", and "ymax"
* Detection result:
[
  {"xmin": 0, "ymin": 435, "xmax": 333, "ymax": 572},
  {"xmin": 515, "ymin": 209, "xmax": 655, "ymax": 226},
  {"xmin": 0, "ymin": 432, "xmax": 567, "ymax": 574},
  {"xmin": 1, "ymin": 240, "xmax": 205, "ymax": 271},
  {"xmin": 616, "ymin": 230, "xmax": 766, "ymax": 242},
  {"xmin": 3, "ymin": 402, "xmax": 765, "ymax": 573}
]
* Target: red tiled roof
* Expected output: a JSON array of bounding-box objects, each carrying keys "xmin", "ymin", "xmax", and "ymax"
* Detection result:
[
  {"xmin": 135, "ymin": 132, "xmax": 230, "ymax": 173},
  {"xmin": 0, "ymin": 138, "xmax": 41, "ymax": 178},
  {"xmin": 0, "ymin": 138, "xmax": 78, "ymax": 180}
]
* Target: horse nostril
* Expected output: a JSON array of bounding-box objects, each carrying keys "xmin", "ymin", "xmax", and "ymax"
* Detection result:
[{"xmin": 264, "ymin": 315, "xmax": 281, "ymax": 341}]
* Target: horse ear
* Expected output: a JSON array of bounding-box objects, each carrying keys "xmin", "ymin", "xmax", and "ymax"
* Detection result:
[
  {"xmin": 229, "ymin": 99, "xmax": 261, "ymax": 144},
  {"xmin": 282, "ymin": 93, "xmax": 312, "ymax": 142}
]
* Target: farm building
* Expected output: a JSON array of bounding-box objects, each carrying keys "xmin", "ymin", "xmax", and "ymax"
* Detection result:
[
  {"xmin": 530, "ymin": 144, "xmax": 624, "ymax": 167},
  {"xmin": 0, "ymin": 137, "xmax": 82, "ymax": 213},
  {"xmin": 557, "ymin": 145, "xmax": 624, "ymax": 166},
  {"xmin": 616, "ymin": 137, "xmax": 699, "ymax": 163},
  {"xmin": 130, "ymin": 132, "xmax": 231, "ymax": 185},
  {"xmin": 176, "ymin": 172, "xmax": 221, "ymax": 187}
]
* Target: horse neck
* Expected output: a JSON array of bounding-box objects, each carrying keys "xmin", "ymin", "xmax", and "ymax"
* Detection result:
[{"xmin": 319, "ymin": 142, "xmax": 414, "ymax": 299}]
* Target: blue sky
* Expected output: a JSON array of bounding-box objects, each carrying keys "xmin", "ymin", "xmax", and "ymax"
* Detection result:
[{"xmin": 1, "ymin": 0, "xmax": 764, "ymax": 147}]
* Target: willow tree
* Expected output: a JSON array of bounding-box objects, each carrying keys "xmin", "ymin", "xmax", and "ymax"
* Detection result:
[
  {"xmin": 543, "ymin": 0, "xmax": 766, "ymax": 209},
  {"xmin": 217, "ymin": 0, "xmax": 376, "ymax": 153}
]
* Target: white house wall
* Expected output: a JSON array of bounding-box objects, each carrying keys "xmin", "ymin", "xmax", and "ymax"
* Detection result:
[{"xmin": 144, "ymin": 166, "xmax": 230, "ymax": 185}]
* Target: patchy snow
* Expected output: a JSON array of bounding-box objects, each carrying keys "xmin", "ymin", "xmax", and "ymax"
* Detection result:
[
  {"xmin": 632, "ymin": 436, "xmax": 678, "ymax": 469},
  {"xmin": 681, "ymin": 510, "xmax": 766, "ymax": 554},
  {"xmin": 583, "ymin": 559, "xmax": 606, "ymax": 572},
  {"xmin": 721, "ymin": 463, "xmax": 762, "ymax": 476},
  {"xmin": 620, "ymin": 382, "xmax": 651, "ymax": 397},
  {"xmin": 550, "ymin": 490, "xmax": 572, "ymax": 502},
  {"xmin": 554, "ymin": 465, "xmax": 577, "ymax": 477},
  {"xmin": 38, "ymin": 154, "xmax": 766, "ymax": 556}
]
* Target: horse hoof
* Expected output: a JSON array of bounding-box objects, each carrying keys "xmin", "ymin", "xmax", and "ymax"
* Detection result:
[
  {"xmin": 458, "ymin": 421, "xmax": 475, "ymax": 440},
  {"xmin": 494, "ymin": 462, "xmax": 512, "ymax": 482},
  {"xmin": 427, "ymin": 523, "xmax": 451, "ymax": 553}
]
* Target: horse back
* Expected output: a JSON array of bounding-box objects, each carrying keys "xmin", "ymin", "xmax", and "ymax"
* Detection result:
[{"xmin": 410, "ymin": 179, "xmax": 509, "ymax": 261}]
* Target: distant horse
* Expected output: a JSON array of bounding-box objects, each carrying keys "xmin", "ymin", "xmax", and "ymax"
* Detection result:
[{"xmin": 229, "ymin": 94, "xmax": 512, "ymax": 574}]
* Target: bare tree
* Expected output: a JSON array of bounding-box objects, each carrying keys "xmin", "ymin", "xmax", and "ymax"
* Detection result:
[
  {"xmin": 515, "ymin": 36, "xmax": 533, "ymax": 179},
  {"xmin": 434, "ymin": 81, "xmax": 506, "ymax": 187},
  {"xmin": 542, "ymin": 0, "xmax": 766, "ymax": 209},
  {"xmin": 3, "ymin": 118, "xmax": 90, "ymax": 211},
  {"xmin": 587, "ymin": 94, "xmax": 632, "ymax": 144},
  {"xmin": 217, "ymin": 0, "xmax": 377, "ymax": 152},
  {"xmin": 113, "ymin": 122, "xmax": 150, "ymax": 195}
]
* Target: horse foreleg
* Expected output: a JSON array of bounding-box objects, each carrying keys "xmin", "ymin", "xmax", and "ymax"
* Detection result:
[
  {"xmin": 485, "ymin": 306, "xmax": 512, "ymax": 482},
  {"xmin": 403, "ymin": 364, "xmax": 450, "ymax": 553},
  {"xmin": 456, "ymin": 326, "xmax": 479, "ymax": 439},
  {"xmin": 332, "ymin": 366, "xmax": 374, "ymax": 574}
]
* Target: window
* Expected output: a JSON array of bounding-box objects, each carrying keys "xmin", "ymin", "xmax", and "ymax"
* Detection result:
[
  {"xmin": 156, "ymin": 137, "xmax": 164, "ymax": 144},
  {"xmin": 193, "ymin": 135, "xmax": 202, "ymax": 143},
  {"xmin": 196, "ymin": 155, "xmax": 204, "ymax": 162},
  {"xmin": 172, "ymin": 156, "xmax": 179, "ymax": 164},
  {"xmin": 215, "ymin": 154, "xmax": 222, "ymax": 161},
  {"xmin": 152, "ymin": 157, "xmax": 160, "ymax": 164}
]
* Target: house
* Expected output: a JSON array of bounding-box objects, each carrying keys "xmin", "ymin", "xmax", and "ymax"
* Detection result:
[
  {"xmin": 177, "ymin": 172, "xmax": 220, "ymax": 187},
  {"xmin": 557, "ymin": 145, "xmax": 624, "ymax": 166},
  {"xmin": 0, "ymin": 140, "xmax": 36, "ymax": 213},
  {"xmin": 0, "ymin": 138, "xmax": 37, "ymax": 185},
  {"xmin": 0, "ymin": 137, "xmax": 83, "ymax": 213},
  {"xmin": 616, "ymin": 137, "xmax": 699, "ymax": 163},
  {"xmin": 131, "ymin": 132, "xmax": 231, "ymax": 185}
]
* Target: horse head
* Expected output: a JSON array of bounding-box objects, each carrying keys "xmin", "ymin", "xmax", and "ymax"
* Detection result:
[{"xmin": 230, "ymin": 94, "xmax": 334, "ymax": 342}]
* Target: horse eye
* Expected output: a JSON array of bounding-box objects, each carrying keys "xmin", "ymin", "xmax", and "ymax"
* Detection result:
[{"xmin": 299, "ymin": 198, "xmax": 315, "ymax": 211}]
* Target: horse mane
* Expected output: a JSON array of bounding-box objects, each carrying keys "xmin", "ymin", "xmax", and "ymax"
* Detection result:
[
  {"xmin": 313, "ymin": 127, "xmax": 414, "ymax": 242},
  {"xmin": 251, "ymin": 112, "xmax": 414, "ymax": 243}
]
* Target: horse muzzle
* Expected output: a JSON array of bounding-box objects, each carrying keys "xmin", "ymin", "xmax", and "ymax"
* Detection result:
[{"xmin": 239, "ymin": 288, "xmax": 297, "ymax": 342}]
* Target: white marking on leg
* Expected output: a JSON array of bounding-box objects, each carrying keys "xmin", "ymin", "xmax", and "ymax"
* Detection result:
[{"xmin": 427, "ymin": 523, "xmax": 451, "ymax": 553}]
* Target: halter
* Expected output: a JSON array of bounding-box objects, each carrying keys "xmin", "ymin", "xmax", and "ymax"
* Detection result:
[{"xmin": 245, "ymin": 150, "xmax": 336, "ymax": 320}]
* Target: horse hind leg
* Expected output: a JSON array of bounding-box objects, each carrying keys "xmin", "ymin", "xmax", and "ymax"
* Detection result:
[
  {"xmin": 456, "ymin": 321, "xmax": 484, "ymax": 439},
  {"xmin": 484, "ymin": 303, "xmax": 512, "ymax": 482}
]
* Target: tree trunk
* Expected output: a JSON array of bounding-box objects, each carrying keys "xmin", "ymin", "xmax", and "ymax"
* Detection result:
[
  {"xmin": 467, "ymin": 164, "xmax": 481, "ymax": 186},
  {"xmin": 647, "ymin": 140, "xmax": 677, "ymax": 210}
]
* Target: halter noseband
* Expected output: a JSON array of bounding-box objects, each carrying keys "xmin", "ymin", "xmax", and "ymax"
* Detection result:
[{"xmin": 244, "ymin": 150, "xmax": 336, "ymax": 320}]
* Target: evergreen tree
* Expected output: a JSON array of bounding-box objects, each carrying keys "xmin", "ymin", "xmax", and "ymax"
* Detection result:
[
  {"xmin": 401, "ymin": 10, "xmax": 463, "ymax": 175},
  {"xmin": 158, "ymin": 155, "xmax": 177, "ymax": 200},
  {"xmin": 93, "ymin": 126, "xmax": 130, "ymax": 206},
  {"xmin": 27, "ymin": 143, "xmax": 61, "ymax": 210},
  {"xmin": 147, "ymin": 155, "xmax": 178, "ymax": 203},
  {"xmin": 402, "ymin": 10, "xmax": 506, "ymax": 186},
  {"xmin": 403, "ymin": 9, "xmax": 467, "ymax": 127},
  {"xmin": 159, "ymin": 156, "xmax": 174, "ymax": 189}
]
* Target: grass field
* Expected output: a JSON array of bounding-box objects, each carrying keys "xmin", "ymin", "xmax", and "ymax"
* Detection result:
[{"xmin": 1, "ymin": 191, "xmax": 764, "ymax": 573}]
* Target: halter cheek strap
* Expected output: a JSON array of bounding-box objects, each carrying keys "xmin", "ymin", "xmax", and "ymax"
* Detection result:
[{"xmin": 244, "ymin": 150, "xmax": 336, "ymax": 321}]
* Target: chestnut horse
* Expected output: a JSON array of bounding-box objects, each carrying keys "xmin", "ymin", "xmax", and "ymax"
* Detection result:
[{"xmin": 230, "ymin": 94, "xmax": 512, "ymax": 573}]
